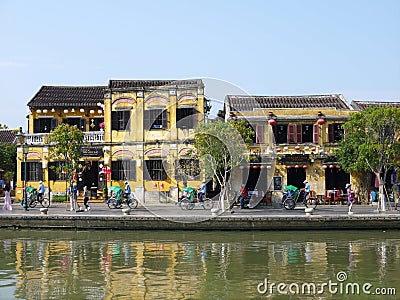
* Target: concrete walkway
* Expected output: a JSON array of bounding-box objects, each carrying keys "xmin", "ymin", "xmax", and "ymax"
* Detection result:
[{"xmin": 1, "ymin": 201, "xmax": 399, "ymax": 230}]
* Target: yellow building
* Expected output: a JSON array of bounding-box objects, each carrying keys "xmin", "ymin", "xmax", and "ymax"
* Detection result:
[
  {"xmin": 225, "ymin": 94, "xmax": 354, "ymax": 204},
  {"xmin": 16, "ymin": 79, "xmax": 206, "ymax": 203}
]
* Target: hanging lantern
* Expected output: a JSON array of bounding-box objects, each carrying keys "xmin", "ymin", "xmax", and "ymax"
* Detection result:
[
  {"xmin": 303, "ymin": 165, "xmax": 308, "ymax": 169},
  {"xmin": 161, "ymin": 183, "xmax": 165, "ymax": 189},
  {"xmin": 322, "ymin": 165, "xmax": 327, "ymax": 169},
  {"xmin": 153, "ymin": 183, "xmax": 158, "ymax": 189},
  {"xmin": 317, "ymin": 118, "xmax": 326, "ymax": 125},
  {"xmin": 276, "ymin": 148, "xmax": 281, "ymax": 152},
  {"xmin": 286, "ymin": 165, "xmax": 291, "ymax": 169},
  {"xmin": 336, "ymin": 165, "xmax": 341, "ymax": 169},
  {"xmin": 310, "ymin": 146, "xmax": 316, "ymax": 151},
  {"xmin": 268, "ymin": 119, "xmax": 276, "ymax": 126},
  {"xmin": 294, "ymin": 165, "xmax": 299, "ymax": 169},
  {"xmin": 329, "ymin": 164, "xmax": 334, "ymax": 169},
  {"xmin": 295, "ymin": 146, "xmax": 300, "ymax": 151}
]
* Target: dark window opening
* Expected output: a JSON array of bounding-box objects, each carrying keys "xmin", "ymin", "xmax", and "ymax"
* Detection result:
[
  {"xmin": 48, "ymin": 161, "xmax": 67, "ymax": 181},
  {"xmin": 328, "ymin": 123, "xmax": 344, "ymax": 143},
  {"xmin": 176, "ymin": 108, "xmax": 196, "ymax": 129},
  {"xmin": 33, "ymin": 118, "xmax": 57, "ymax": 133},
  {"xmin": 21, "ymin": 162, "xmax": 42, "ymax": 181},
  {"xmin": 111, "ymin": 111, "xmax": 131, "ymax": 131},
  {"xmin": 275, "ymin": 124, "xmax": 288, "ymax": 144},
  {"xmin": 302, "ymin": 124, "xmax": 314, "ymax": 143},
  {"xmin": 111, "ymin": 160, "xmax": 136, "ymax": 181},
  {"xmin": 89, "ymin": 118, "xmax": 104, "ymax": 131},
  {"xmin": 144, "ymin": 109, "xmax": 167, "ymax": 130},
  {"xmin": 144, "ymin": 159, "xmax": 167, "ymax": 181}
]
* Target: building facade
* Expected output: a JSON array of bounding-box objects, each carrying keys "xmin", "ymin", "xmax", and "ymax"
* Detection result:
[
  {"xmin": 225, "ymin": 94, "xmax": 354, "ymax": 203},
  {"xmin": 16, "ymin": 80, "xmax": 206, "ymax": 203}
]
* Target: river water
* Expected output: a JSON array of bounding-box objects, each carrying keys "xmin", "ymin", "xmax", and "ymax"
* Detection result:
[{"xmin": 0, "ymin": 229, "xmax": 398, "ymax": 299}]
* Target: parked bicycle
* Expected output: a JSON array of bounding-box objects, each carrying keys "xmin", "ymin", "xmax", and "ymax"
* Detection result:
[
  {"xmin": 179, "ymin": 187, "xmax": 213, "ymax": 210},
  {"xmin": 106, "ymin": 186, "xmax": 138, "ymax": 209},
  {"xmin": 281, "ymin": 185, "xmax": 319, "ymax": 210},
  {"xmin": 25, "ymin": 187, "xmax": 50, "ymax": 208}
]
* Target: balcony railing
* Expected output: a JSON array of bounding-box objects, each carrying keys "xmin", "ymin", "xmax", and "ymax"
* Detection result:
[{"xmin": 23, "ymin": 131, "xmax": 104, "ymax": 145}]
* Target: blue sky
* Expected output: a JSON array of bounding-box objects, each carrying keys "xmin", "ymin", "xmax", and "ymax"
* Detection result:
[{"xmin": 1, "ymin": 0, "xmax": 399, "ymax": 129}]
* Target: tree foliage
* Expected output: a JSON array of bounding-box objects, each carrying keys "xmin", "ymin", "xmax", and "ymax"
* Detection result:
[
  {"xmin": 230, "ymin": 119, "xmax": 255, "ymax": 148},
  {"xmin": 335, "ymin": 106, "xmax": 400, "ymax": 206},
  {"xmin": 48, "ymin": 124, "xmax": 84, "ymax": 192},
  {"xmin": 194, "ymin": 121, "xmax": 248, "ymax": 207},
  {"xmin": 0, "ymin": 142, "xmax": 16, "ymax": 180}
]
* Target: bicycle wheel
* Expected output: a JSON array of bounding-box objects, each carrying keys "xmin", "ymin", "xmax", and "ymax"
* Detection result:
[
  {"xmin": 283, "ymin": 196, "xmax": 296, "ymax": 210},
  {"xmin": 41, "ymin": 197, "xmax": 50, "ymax": 208},
  {"xmin": 203, "ymin": 199, "xmax": 213, "ymax": 210},
  {"xmin": 29, "ymin": 199, "xmax": 37, "ymax": 208},
  {"xmin": 310, "ymin": 198, "xmax": 319, "ymax": 209},
  {"xmin": 180, "ymin": 198, "xmax": 190, "ymax": 210},
  {"xmin": 187, "ymin": 201, "xmax": 195, "ymax": 210},
  {"xmin": 127, "ymin": 197, "xmax": 138, "ymax": 209},
  {"xmin": 107, "ymin": 198, "xmax": 118, "ymax": 209}
]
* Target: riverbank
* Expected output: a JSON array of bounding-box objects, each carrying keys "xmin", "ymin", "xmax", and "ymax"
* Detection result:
[{"xmin": 0, "ymin": 202, "xmax": 399, "ymax": 230}]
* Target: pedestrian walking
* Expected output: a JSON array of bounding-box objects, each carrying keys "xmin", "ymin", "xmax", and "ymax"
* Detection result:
[
  {"xmin": 83, "ymin": 186, "xmax": 91, "ymax": 211},
  {"xmin": 2, "ymin": 185, "xmax": 12, "ymax": 211},
  {"xmin": 346, "ymin": 183, "xmax": 355, "ymax": 213}
]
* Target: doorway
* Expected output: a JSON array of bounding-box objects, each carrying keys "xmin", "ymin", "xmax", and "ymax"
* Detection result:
[{"xmin": 287, "ymin": 167, "xmax": 306, "ymax": 189}]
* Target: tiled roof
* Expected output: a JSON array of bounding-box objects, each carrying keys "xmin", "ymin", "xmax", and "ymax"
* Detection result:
[
  {"xmin": 351, "ymin": 100, "xmax": 400, "ymax": 110},
  {"xmin": 108, "ymin": 79, "xmax": 203, "ymax": 89},
  {"xmin": 0, "ymin": 129, "xmax": 16, "ymax": 144},
  {"xmin": 226, "ymin": 94, "xmax": 351, "ymax": 112},
  {"xmin": 27, "ymin": 86, "xmax": 106, "ymax": 107}
]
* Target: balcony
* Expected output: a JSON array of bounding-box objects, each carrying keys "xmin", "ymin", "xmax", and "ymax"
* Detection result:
[{"xmin": 23, "ymin": 131, "xmax": 104, "ymax": 145}]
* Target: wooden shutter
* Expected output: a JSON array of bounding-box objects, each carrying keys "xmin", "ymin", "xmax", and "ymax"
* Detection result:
[
  {"xmin": 111, "ymin": 112, "xmax": 118, "ymax": 130},
  {"xmin": 51, "ymin": 118, "xmax": 58, "ymax": 130},
  {"xmin": 162, "ymin": 110, "xmax": 168, "ymax": 129},
  {"xmin": 79, "ymin": 118, "xmax": 86, "ymax": 131},
  {"xmin": 313, "ymin": 124, "xmax": 319, "ymax": 144},
  {"xmin": 328, "ymin": 124, "xmax": 334, "ymax": 143},
  {"xmin": 296, "ymin": 124, "xmax": 302, "ymax": 143},
  {"xmin": 33, "ymin": 119, "xmax": 40, "ymax": 133},
  {"xmin": 256, "ymin": 125, "xmax": 264, "ymax": 144},
  {"xmin": 288, "ymin": 124, "xmax": 296, "ymax": 144}
]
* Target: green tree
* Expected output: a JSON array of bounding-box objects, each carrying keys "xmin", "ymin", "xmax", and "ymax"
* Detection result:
[
  {"xmin": 0, "ymin": 142, "xmax": 16, "ymax": 182},
  {"xmin": 48, "ymin": 124, "xmax": 84, "ymax": 202},
  {"xmin": 335, "ymin": 107, "xmax": 400, "ymax": 210},
  {"xmin": 0, "ymin": 124, "xmax": 9, "ymax": 129},
  {"xmin": 194, "ymin": 120, "xmax": 248, "ymax": 210}
]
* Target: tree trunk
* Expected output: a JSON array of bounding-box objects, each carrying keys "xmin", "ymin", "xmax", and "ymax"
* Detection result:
[{"xmin": 378, "ymin": 174, "xmax": 386, "ymax": 211}]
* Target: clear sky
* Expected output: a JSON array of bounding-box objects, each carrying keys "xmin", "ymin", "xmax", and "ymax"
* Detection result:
[{"xmin": 1, "ymin": 0, "xmax": 399, "ymax": 129}]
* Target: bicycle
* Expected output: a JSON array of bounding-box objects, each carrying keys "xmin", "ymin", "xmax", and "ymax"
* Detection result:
[
  {"xmin": 25, "ymin": 187, "xmax": 50, "ymax": 208},
  {"xmin": 106, "ymin": 186, "xmax": 138, "ymax": 209},
  {"xmin": 179, "ymin": 187, "xmax": 213, "ymax": 210},
  {"xmin": 281, "ymin": 185, "xmax": 319, "ymax": 210}
]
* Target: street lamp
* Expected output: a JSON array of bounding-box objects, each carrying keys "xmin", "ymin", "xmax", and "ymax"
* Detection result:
[{"xmin": 22, "ymin": 143, "xmax": 29, "ymax": 211}]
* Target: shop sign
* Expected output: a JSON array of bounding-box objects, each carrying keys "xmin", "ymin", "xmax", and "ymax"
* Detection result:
[
  {"xmin": 282, "ymin": 154, "xmax": 309, "ymax": 164},
  {"xmin": 81, "ymin": 147, "xmax": 103, "ymax": 157}
]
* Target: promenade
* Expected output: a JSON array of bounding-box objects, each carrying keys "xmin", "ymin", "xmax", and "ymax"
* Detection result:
[{"xmin": 1, "ymin": 200, "xmax": 399, "ymax": 230}]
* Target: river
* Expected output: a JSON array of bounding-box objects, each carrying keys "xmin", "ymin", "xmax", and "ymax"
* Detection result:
[{"xmin": 0, "ymin": 229, "xmax": 398, "ymax": 299}]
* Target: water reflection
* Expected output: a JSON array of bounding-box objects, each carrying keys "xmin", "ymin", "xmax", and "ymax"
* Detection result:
[{"xmin": 0, "ymin": 230, "xmax": 399, "ymax": 299}]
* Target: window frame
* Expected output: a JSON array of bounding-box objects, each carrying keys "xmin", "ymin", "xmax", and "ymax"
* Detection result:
[
  {"xmin": 144, "ymin": 109, "xmax": 168, "ymax": 130},
  {"xmin": 111, "ymin": 110, "xmax": 131, "ymax": 131},
  {"xmin": 176, "ymin": 107, "xmax": 196, "ymax": 129},
  {"xmin": 144, "ymin": 159, "xmax": 167, "ymax": 181},
  {"xmin": 111, "ymin": 160, "xmax": 136, "ymax": 181},
  {"xmin": 21, "ymin": 162, "xmax": 42, "ymax": 181}
]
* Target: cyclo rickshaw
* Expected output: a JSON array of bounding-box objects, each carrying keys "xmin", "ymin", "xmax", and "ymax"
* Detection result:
[
  {"xmin": 106, "ymin": 185, "xmax": 138, "ymax": 209},
  {"xmin": 25, "ymin": 186, "xmax": 50, "ymax": 208},
  {"xmin": 178, "ymin": 186, "xmax": 213, "ymax": 210},
  {"xmin": 281, "ymin": 185, "xmax": 318, "ymax": 210}
]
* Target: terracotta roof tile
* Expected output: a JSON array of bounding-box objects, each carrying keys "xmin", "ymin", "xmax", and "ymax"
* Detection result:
[
  {"xmin": 226, "ymin": 94, "xmax": 351, "ymax": 112},
  {"xmin": 351, "ymin": 100, "xmax": 400, "ymax": 110},
  {"xmin": 27, "ymin": 86, "xmax": 106, "ymax": 107},
  {"xmin": 108, "ymin": 79, "xmax": 203, "ymax": 89},
  {"xmin": 0, "ymin": 129, "xmax": 16, "ymax": 144}
]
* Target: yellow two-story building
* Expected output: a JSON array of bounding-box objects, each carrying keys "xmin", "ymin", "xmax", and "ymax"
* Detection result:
[{"xmin": 16, "ymin": 79, "xmax": 206, "ymax": 203}]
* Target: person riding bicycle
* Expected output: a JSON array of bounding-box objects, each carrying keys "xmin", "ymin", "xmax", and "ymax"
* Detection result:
[
  {"xmin": 124, "ymin": 180, "xmax": 131, "ymax": 204},
  {"xmin": 37, "ymin": 181, "xmax": 45, "ymax": 204},
  {"xmin": 238, "ymin": 184, "xmax": 248, "ymax": 209},
  {"xmin": 198, "ymin": 181, "xmax": 206, "ymax": 203}
]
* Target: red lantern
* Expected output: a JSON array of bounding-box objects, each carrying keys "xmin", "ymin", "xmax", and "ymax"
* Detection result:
[
  {"xmin": 153, "ymin": 183, "xmax": 158, "ymax": 189},
  {"xmin": 268, "ymin": 119, "xmax": 276, "ymax": 126},
  {"xmin": 286, "ymin": 165, "xmax": 291, "ymax": 169},
  {"xmin": 329, "ymin": 164, "xmax": 334, "ymax": 169},
  {"xmin": 317, "ymin": 118, "xmax": 325, "ymax": 125},
  {"xmin": 276, "ymin": 148, "xmax": 281, "ymax": 152},
  {"xmin": 295, "ymin": 146, "xmax": 300, "ymax": 151},
  {"xmin": 160, "ymin": 183, "xmax": 165, "ymax": 189},
  {"xmin": 310, "ymin": 147, "xmax": 316, "ymax": 151},
  {"xmin": 303, "ymin": 165, "xmax": 308, "ymax": 169},
  {"xmin": 294, "ymin": 165, "xmax": 299, "ymax": 169}
]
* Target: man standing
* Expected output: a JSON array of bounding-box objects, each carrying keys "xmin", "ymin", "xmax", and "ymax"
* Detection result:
[
  {"xmin": 198, "ymin": 181, "xmax": 206, "ymax": 203},
  {"xmin": 37, "ymin": 181, "xmax": 45, "ymax": 202},
  {"xmin": 124, "ymin": 180, "xmax": 131, "ymax": 205}
]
